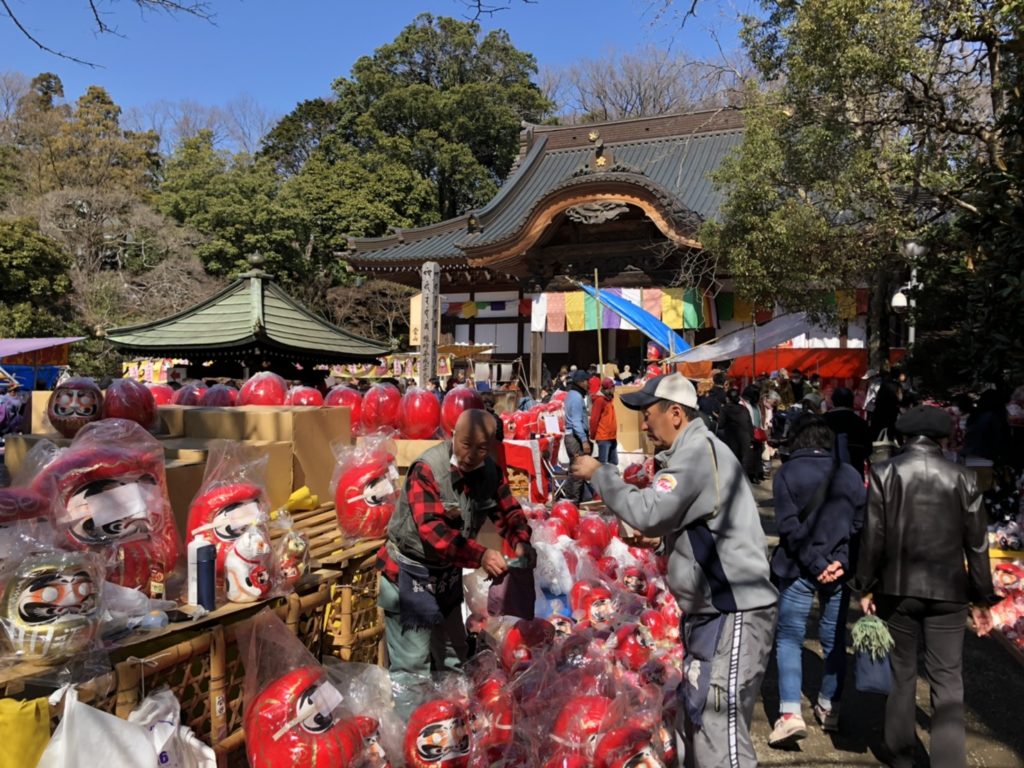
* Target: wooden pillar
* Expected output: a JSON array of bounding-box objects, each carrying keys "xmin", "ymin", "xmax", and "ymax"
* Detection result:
[
  {"xmin": 419, "ymin": 261, "xmax": 440, "ymax": 387},
  {"xmin": 530, "ymin": 331, "xmax": 543, "ymax": 392}
]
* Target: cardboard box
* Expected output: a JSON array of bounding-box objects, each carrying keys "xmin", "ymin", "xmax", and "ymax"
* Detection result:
[
  {"xmin": 164, "ymin": 459, "xmax": 206, "ymax": 538},
  {"xmin": 357, "ymin": 438, "xmax": 444, "ymax": 469},
  {"xmin": 156, "ymin": 405, "xmax": 188, "ymax": 437},
  {"xmin": 183, "ymin": 406, "xmax": 350, "ymax": 444},
  {"xmin": 613, "ymin": 385, "xmax": 647, "ymax": 453},
  {"xmin": 30, "ymin": 391, "xmax": 54, "ymax": 435}
]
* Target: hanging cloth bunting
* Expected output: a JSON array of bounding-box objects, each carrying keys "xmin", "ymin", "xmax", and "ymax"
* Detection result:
[
  {"xmin": 530, "ymin": 294, "xmax": 547, "ymax": 332},
  {"xmin": 683, "ymin": 288, "xmax": 704, "ymax": 329},
  {"xmin": 547, "ymin": 292, "xmax": 566, "ymax": 332},
  {"xmin": 620, "ymin": 288, "xmax": 641, "ymax": 330},
  {"xmin": 603, "ymin": 288, "xmax": 622, "ymax": 329},
  {"xmin": 715, "ymin": 293, "xmax": 735, "ymax": 322},
  {"xmin": 643, "ymin": 288, "xmax": 664, "ymax": 320},
  {"xmin": 662, "ymin": 288, "xmax": 685, "ymax": 329},
  {"xmin": 583, "ymin": 293, "xmax": 600, "ymax": 330},
  {"xmin": 733, "ymin": 297, "xmax": 754, "ymax": 323},
  {"xmin": 565, "ymin": 291, "xmax": 586, "ymax": 331}
]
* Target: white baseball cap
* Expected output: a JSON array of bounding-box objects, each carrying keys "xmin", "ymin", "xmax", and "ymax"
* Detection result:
[{"xmin": 620, "ymin": 373, "xmax": 698, "ymax": 410}]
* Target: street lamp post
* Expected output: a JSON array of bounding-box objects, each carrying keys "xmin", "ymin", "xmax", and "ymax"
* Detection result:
[{"xmin": 894, "ymin": 241, "xmax": 928, "ymax": 348}]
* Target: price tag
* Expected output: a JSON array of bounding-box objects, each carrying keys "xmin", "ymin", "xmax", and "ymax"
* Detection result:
[
  {"xmin": 223, "ymin": 501, "xmax": 262, "ymax": 528},
  {"xmin": 543, "ymin": 414, "xmax": 560, "ymax": 434},
  {"xmin": 68, "ymin": 482, "xmax": 149, "ymax": 526},
  {"xmin": 310, "ymin": 681, "xmax": 343, "ymax": 717}
]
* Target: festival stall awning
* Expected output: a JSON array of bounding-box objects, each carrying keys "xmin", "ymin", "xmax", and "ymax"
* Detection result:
[
  {"xmin": 664, "ymin": 313, "xmax": 811, "ymax": 363},
  {"xmin": 0, "ymin": 337, "xmax": 84, "ymax": 362},
  {"xmin": 579, "ymin": 284, "xmax": 690, "ymax": 356}
]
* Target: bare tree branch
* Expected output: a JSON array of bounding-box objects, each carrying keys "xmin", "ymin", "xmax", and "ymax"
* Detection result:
[
  {"xmin": 458, "ymin": 0, "xmax": 536, "ymax": 20},
  {"xmin": 2, "ymin": 1, "xmax": 214, "ymax": 67}
]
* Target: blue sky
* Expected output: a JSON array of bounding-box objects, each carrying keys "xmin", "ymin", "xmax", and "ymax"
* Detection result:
[{"xmin": 1, "ymin": 0, "xmax": 751, "ymax": 118}]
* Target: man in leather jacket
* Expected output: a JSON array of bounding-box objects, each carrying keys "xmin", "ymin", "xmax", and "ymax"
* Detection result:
[{"xmin": 854, "ymin": 405, "xmax": 996, "ymax": 768}]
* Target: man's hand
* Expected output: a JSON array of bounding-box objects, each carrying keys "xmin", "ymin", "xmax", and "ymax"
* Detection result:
[
  {"xmin": 619, "ymin": 520, "xmax": 661, "ymax": 550},
  {"xmin": 481, "ymin": 549, "xmax": 508, "ymax": 578},
  {"xmin": 572, "ymin": 455, "xmax": 601, "ymax": 481},
  {"xmin": 582, "ymin": 441, "xmax": 593, "ymax": 456},
  {"xmin": 860, "ymin": 595, "xmax": 876, "ymax": 616},
  {"xmin": 971, "ymin": 605, "xmax": 993, "ymax": 637},
  {"xmin": 514, "ymin": 541, "xmax": 537, "ymax": 568},
  {"xmin": 817, "ymin": 560, "xmax": 845, "ymax": 584}
]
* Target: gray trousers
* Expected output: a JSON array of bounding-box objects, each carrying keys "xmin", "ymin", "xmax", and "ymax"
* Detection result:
[
  {"xmin": 676, "ymin": 605, "xmax": 777, "ymax": 768},
  {"xmin": 562, "ymin": 434, "xmax": 588, "ymax": 502},
  {"xmin": 379, "ymin": 575, "xmax": 468, "ymax": 720}
]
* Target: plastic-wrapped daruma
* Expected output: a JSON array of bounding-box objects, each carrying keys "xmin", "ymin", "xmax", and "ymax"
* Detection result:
[
  {"xmin": 404, "ymin": 699, "xmax": 471, "ymax": 768},
  {"xmin": 102, "ymin": 378, "xmax": 156, "ymax": 430},
  {"xmin": 245, "ymin": 666, "xmax": 361, "ymax": 768},
  {"xmin": 47, "ymin": 377, "xmax": 103, "ymax": 438},
  {"xmin": 187, "ymin": 482, "xmax": 266, "ymax": 576},
  {"xmin": 198, "ymin": 384, "xmax": 238, "ymax": 407},
  {"xmin": 0, "ymin": 550, "xmax": 104, "ymax": 660},
  {"xmin": 334, "ymin": 450, "xmax": 397, "ymax": 541},
  {"xmin": 360, "ymin": 383, "xmax": 401, "ymax": 432},
  {"xmin": 34, "ymin": 432, "xmax": 178, "ymax": 590},
  {"xmin": 285, "ymin": 386, "xmax": 324, "ymax": 406},
  {"xmin": 147, "ymin": 383, "xmax": 175, "ymax": 406},
  {"xmin": 594, "ymin": 725, "xmax": 665, "ymax": 768},
  {"xmin": 440, "ymin": 386, "xmax": 484, "ymax": 437},
  {"xmin": 238, "ymin": 372, "xmax": 288, "ymax": 406},
  {"xmin": 550, "ymin": 695, "xmax": 614, "ymax": 758},
  {"xmin": 399, "ymin": 388, "xmax": 441, "ymax": 439},
  {"xmin": 324, "ymin": 386, "xmax": 363, "ymax": 429},
  {"xmin": 172, "ymin": 383, "xmax": 206, "ymax": 406}
]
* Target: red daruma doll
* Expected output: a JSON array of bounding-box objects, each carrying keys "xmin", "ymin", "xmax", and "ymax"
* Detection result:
[
  {"xmin": 324, "ymin": 386, "xmax": 363, "ymax": 432},
  {"xmin": 334, "ymin": 450, "xmax": 399, "ymax": 541},
  {"xmin": 440, "ymin": 385, "xmax": 483, "ymax": 437},
  {"xmin": 361, "ymin": 383, "xmax": 401, "ymax": 432},
  {"xmin": 399, "ymin": 387, "xmax": 441, "ymax": 439},
  {"xmin": 285, "ymin": 386, "xmax": 324, "ymax": 406},
  {"xmin": 146, "ymin": 383, "xmax": 175, "ymax": 406},
  {"xmin": 47, "ymin": 377, "xmax": 103, "ymax": 438},
  {"xmin": 102, "ymin": 378, "xmax": 156, "ymax": 430},
  {"xmin": 238, "ymin": 372, "xmax": 288, "ymax": 406}
]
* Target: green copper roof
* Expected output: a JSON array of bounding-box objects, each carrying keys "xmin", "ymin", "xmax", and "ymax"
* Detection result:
[
  {"xmin": 107, "ymin": 271, "xmax": 390, "ymax": 359},
  {"xmin": 347, "ymin": 109, "xmax": 745, "ymax": 268}
]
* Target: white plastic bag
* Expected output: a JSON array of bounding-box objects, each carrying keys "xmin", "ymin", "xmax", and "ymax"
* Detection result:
[
  {"xmin": 128, "ymin": 688, "xmax": 216, "ymax": 768},
  {"xmin": 37, "ymin": 685, "xmax": 159, "ymax": 768}
]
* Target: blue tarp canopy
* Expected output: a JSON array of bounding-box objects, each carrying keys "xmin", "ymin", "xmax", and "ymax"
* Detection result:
[
  {"xmin": 1, "ymin": 365, "xmax": 61, "ymax": 390},
  {"xmin": 580, "ymin": 284, "xmax": 690, "ymax": 356}
]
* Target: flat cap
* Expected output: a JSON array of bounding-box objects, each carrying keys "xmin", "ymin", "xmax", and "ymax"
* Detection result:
[{"xmin": 896, "ymin": 405, "xmax": 952, "ymax": 438}]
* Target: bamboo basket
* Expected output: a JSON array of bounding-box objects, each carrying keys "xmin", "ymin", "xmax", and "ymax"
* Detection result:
[{"xmin": 325, "ymin": 539, "xmax": 387, "ymax": 665}]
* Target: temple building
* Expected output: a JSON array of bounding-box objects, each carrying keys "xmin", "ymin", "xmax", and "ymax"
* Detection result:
[{"xmin": 345, "ymin": 109, "xmax": 869, "ymax": 382}]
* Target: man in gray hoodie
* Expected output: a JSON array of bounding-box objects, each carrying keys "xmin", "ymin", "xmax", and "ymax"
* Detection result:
[{"xmin": 573, "ymin": 373, "xmax": 778, "ymax": 768}]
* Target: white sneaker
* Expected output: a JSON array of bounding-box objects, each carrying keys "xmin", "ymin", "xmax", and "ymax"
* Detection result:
[{"xmin": 768, "ymin": 714, "xmax": 808, "ymax": 748}]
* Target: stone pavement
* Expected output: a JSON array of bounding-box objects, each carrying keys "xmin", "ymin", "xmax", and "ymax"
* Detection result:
[{"xmin": 749, "ymin": 477, "xmax": 1024, "ymax": 767}]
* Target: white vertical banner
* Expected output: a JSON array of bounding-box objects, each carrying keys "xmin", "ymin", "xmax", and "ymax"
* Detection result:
[
  {"xmin": 619, "ymin": 289, "xmax": 641, "ymax": 330},
  {"xmin": 530, "ymin": 293, "xmax": 548, "ymax": 332}
]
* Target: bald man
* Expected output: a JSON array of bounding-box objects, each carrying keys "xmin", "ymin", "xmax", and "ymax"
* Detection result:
[{"xmin": 376, "ymin": 409, "xmax": 534, "ymax": 710}]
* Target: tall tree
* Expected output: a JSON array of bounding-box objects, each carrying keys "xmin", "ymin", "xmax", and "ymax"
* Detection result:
[
  {"xmin": 0, "ymin": 217, "xmax": 73, "ymax": 336},
  {"xmin": 330, "ymin": 13, "xmax": 551, "ymax": 219},
  {"xmin": 702, "ymin": 0, "xmax": 1020, "ymax": 374}
]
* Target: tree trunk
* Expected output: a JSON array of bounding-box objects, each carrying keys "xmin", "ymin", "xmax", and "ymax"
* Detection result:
[{"xmin": 868, "ymin": 268, "xmax": 890, "ymax": 371}]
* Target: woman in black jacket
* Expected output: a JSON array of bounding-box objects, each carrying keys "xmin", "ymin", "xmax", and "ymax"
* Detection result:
[{"xmin": 768, "ymin": 415, "xmax": 866, "ymax": 747}]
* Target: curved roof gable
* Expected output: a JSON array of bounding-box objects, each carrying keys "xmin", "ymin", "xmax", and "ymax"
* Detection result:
[
  {"xmin": 347, "ymin": 108, "xmax": 744, "ymax": 267},
  {"xmin": 107, "ymin": 271, "xmax": 390, "ymax": 358}
]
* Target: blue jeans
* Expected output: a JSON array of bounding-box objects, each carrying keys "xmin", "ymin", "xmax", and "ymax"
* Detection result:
[
  {"xmin": 597, "ymin": 439, "xmax": 618, "ymax": 466},
  {"xmin": 774, "ymin": 576, "xmax": 850, "ymax": 714}
]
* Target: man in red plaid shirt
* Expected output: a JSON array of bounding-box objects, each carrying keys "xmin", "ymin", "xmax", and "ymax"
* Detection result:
[{"xmin": 377, "ymin": 409, "xmax": 534, "ymax": 710}]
